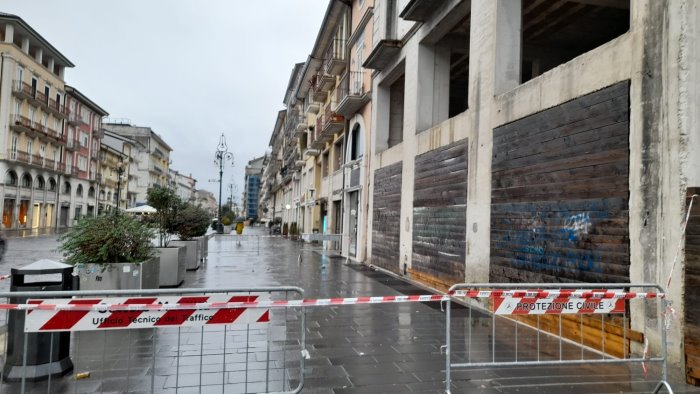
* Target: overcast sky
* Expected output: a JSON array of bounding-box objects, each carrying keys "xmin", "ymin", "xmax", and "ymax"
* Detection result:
[{"xmin": 2, "ymin": 0, "xmax": 327, "ymax": 203}]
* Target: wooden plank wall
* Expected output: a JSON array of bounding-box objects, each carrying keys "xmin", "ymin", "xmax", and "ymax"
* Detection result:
[
  {"xmin": 411, "ymin": 139, "xmax": 468, "ymax": 290},
  {"xmin": 371, "ymin": 162, "xmax": 402, "ymax": 273},
  {"xmin": 685, "ymin": 187, "xmax": 700, "ymax": 386},
  {"xmin": 490, "ymin": 81, "xmax": 630, "ymax": 284},
  {"xmin": 490, "ymin": 81, "xmax": 633, "ymax": 353}
]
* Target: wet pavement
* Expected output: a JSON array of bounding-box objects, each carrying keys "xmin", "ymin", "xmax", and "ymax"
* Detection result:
[{"xmin": 0, "ymin": 227, "xmax": 695, "ymax": 393}]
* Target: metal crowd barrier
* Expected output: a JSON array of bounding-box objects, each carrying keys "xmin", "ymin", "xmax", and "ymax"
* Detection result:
[
  {"xmin": 0, "ymin": 286, "xmax": 306, "ymax": 394},
  {"xmin": 444, "ymin": 283, "xmax": 673, "ymax": 394},
  {"xmin": 214, "ymin": 234, "xmax": 284, "ymax": 256}
]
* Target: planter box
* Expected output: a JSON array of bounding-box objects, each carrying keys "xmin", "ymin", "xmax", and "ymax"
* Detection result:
[
  {"xmin": 170, "ymin": 240, "xmax": 200, "ymax": 271},
  {"xmin": 222, "ymin": 225, "xmax": 232, "ymax": 234},
  {"xmin": 197, "ymin": 236, "xmax": 208, "ymax": 262},
  {"xmin": 73, "ymin": 257, "xmax": 160, "ymax": 290},
  {"xmin": 155, "ymin": 246, "xmax": 186, "ymax": 287}
]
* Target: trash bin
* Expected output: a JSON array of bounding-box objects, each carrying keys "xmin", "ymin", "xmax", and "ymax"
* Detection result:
[{"xmin": 3, "ymin": 259, "xmax": 74, "ymax": 382}]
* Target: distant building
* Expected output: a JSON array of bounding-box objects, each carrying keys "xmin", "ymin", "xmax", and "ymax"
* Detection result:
[
  {"xmin": 99, "ymin": 130, "xmax": 138, "ymax": 211},
  {"xmin": 63, "ymin": 85, "xmax": 108, "ymax": 221},
  {"xmin": 244, "ymin": 156, "xmax": 264, "ymax": 220},
  {"xmin": 168, "ymin": 168, "xmax": 196, "ymax": 202},
  {"xmin": 194, "ymin": 189, "xmax": 217, "ymax": 216},
  {"xmin": 102, "ymin": 121, "xmax": 172, "ymax": 205}
]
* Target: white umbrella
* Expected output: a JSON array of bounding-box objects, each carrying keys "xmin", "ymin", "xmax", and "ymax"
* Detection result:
[{"xmin": 125, "ymin": 205, "xmax": 157, "ymax": 214}]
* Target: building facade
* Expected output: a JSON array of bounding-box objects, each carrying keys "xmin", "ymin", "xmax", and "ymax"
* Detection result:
[
  {"xmin": 102, "ymin": 122, "xmax": 172, "ymax": 206},
  {"xmin": 0, "ymin": 13, "xmax": 74, "ymax": 230},
  {"xmin": 260, "ymin": 0, "xmax": 700, "ymax": 382},
  {"xmin": 194, "ymin": 189, "xmax": 217, "ymax": 216},
  {"xmin": 168, "ymin": 168, "xmax": 196, "ymax": 203},
  {"xmin": 243, "ymin": 155, "xmax": 264, "ymax": 220},
  {"xmin": 63, "ymin": 85, "xmax": 107, "ymax": 223}
]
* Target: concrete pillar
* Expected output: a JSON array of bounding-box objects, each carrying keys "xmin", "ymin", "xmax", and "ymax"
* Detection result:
[
  {"xmin": 47, "ymin": 57, "xmax": 54, "ymax": 73},
  {"xmin": 493, "ymin": 0, "xmax": 521, "ymax": 94},
  {"xmin": 21, "ymin": 38, "xmax": 29, "ymax": 54},
  {"xmin": 58, "ymin": 66, "xmax": 65, "ymax": 80},
  {"xmin": 34, "ymin": 48, "xmax": 43, "ymax": 65},
  {"xmin": 4, "ymin": 24, "xmax": 14, "ymax": 43}
]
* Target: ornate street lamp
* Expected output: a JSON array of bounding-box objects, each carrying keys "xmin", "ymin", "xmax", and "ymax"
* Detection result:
[
  {"xmin": 115, "ymin": 160, "xmax": 125, "ymax": 212},
  {"xmin": 214, "ymin": 134, "xmax": 234, "ymax": 234}
]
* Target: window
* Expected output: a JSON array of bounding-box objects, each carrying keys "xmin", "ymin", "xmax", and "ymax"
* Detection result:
[
  {"xmin": 79, "ymin": 132, "xmax": 88, "ymax": 147},
  {"xmin": 40, "ymin": 144, "xmax": 46, "ymax": 158},
  {"xmin": 388, "ymin": 75, "xmax": 405, "ymax": 148},
  {"xmin": 13, "ymin": 100, "xmax": 20, "ymax": 116},
  {"xmin": 88, "ymin": 187, "xmax": 95, "ymax": 198},
  {"xmin": 21, "ymin": 174, "xmax": 32, "ymax": 188},
  {"xmin": 29, "ymin": 107, "xmax": 35, "ymax": 124},
  {"xmin": 76, "ymin": 184, "xmax": 83, "ymax": 197},
  {"xmin": 74, "ymin": 206, "xmax": 82, "ymax": 221},
  {"xmin": 26, "ymin": 140, "xmax": 32, "ymax": 156},
  {"xmin": 36, "ymin": 176, "xmax": 45, "ymax": 190},
  {"xmin": 54, "ymin": 118, "xmax": 60, "ymax": 133},
  {"xmin": 5, "ymin": 171, "xmax": 17, "ymax": 186},
  {"xmin": 52, "ymin": 148, "xmax": 58, "ymax": 164},
  {"xmin": 16, "ymin": 66, "xmax": 23, "ymax": 85},
  {"xmin": 11, "ymin": 135, "xmax": 18, "ymax": 159},
  {"xmin": 66, "ymin": 153, "xmax": 72, "ymax": 172},
  {"xmin": 30, "ymin": 77, "xmax": 37, "ymax": 97},
  {"xmin": 48, "ymin": 178, "xmax": 56, "ymax": 191},
  {"xmin": 63, "ymin": 181, "xmax": 71, "ymax": 194},
  {"xmin": 78, "ymin": 156, "xmax": 87, "ymax": 171},
  {"xmin": 81, "ymin": 108, "xmax": 90, "ymax": 124},
  {"xmin": 42, "ymin": 113, "xmax": 48, "ymax": 128},
  {"xmin": 348, "ymin": 124, "xmax": 363, "ymax": 161}
]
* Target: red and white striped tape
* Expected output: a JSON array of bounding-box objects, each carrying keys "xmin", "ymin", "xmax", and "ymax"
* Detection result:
[
  {"xmin": 0, "ymin": 274, "xmax": 11, "ymax": 281},
  {"xmin": 24, "ymin": 295, "xmax": 269, "ymax": 332},
  {"xmin": 449, "ymin": 290, "xmax": 664, "ymax": 300}
]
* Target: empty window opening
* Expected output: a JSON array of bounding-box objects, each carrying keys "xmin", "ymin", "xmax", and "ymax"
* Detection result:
[
  {"xmin": 521, "ymin": 0, "xmax": 630, "ymax": 83},
  {"xmin": 388, "ymin": 75, "xmax": 405, "ymax": 148}
]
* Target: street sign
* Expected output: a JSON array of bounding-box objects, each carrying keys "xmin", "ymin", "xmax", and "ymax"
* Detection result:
[{"xmin": 492, "ymin": 295, "xmax": 625, "ymax": 315}]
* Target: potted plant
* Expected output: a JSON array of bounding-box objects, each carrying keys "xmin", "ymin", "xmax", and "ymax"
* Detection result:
[
  {"xmin": 222, "ymin": 216, "xmax": 233, "ymax": 234},
  {"xmin": 59, "ymin": 212, "xmax": 159, "ymax": 290},
  {"xmin": 146, "ymin": 186, "xmax": 186, "ymax": 287},
  {"xmin": 289, "ymin": 222, "xmax": 298, "ymax": 241},
  {"xmin": 170, "ymin": 204, "xmax": 211, "ymax": 270}
]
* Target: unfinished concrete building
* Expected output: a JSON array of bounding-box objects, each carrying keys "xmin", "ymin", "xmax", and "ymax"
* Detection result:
[{"xmin": 364, "ymin": 0, "xmax": 700, "ymax": 383}]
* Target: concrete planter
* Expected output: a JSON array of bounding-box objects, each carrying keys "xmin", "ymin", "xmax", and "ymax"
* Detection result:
[
  {"xmin": 154, "ymin": 246, "xmax": 186, "ymax": 287},
  {"xmin": 73, "ymin": 257, "xmax": 160, "ymax": 290},
  {"xmin": 197, "ymin": 236, "xmax": 208, "ymax": 263},
  {"xmin": 222, "ymin": 225, "xmax": 232, "ymax": 234},
  {"xmin": 170, "ymin": 240, "xmax": 200, "ymax": 271}
]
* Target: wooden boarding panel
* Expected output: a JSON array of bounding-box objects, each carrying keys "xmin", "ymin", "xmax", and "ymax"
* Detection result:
[
  {"xmin": 685, "ymin": 187, "xmax": 700, "ymax": 386},
  {"xmin": 490, "ymin": 81, "xmax": 631, "ymax": 353},
  {"xmin": 490, "ymin": 81, "xmax": 630, "ymax": 284},
  {"xmin": 412, "ymin": 139, "xmax": 468, "ymax": 288},
  {"xmin": 372, "ymin": 162, "xmax": 402, "ymax": 273}
]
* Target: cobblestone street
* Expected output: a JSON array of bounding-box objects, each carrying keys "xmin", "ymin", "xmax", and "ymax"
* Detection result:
[{"xmin": 0, "ymin": 228, "xmax": 693, "ymax": 393}]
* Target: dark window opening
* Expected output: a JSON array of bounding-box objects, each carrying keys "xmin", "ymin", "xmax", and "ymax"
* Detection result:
[
  {"xmin": 388, "ymin": 75, "xmax": 405, "ymax": 148},
  {"xmin": 521, "ymin": 0, "xmax": 630, "ymax": 83}
]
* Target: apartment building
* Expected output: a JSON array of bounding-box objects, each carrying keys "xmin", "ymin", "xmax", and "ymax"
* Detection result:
[
  {"xmin": 260, "ymin": 0, "xmax": 700, "ymax": 382},
  {"xmin": 244, "ymin": 155, "xmax": 264, "ymax": 220},
  {"xmin": 194, "ymin": 189, "xmax": 217, "ymax": 216},
  {"xmin": 98, "ymin": 130, "xmax": 138, "ymax": 212},
  {"xmin": 102, "ymin": 121, "xmax": 172, "ymax": 206},
  {"xmin": 0, "ymin": 13, "xmax": 74, "ymax": 230},
  {"xmin": 62, "ymin": 85, "xmax": 107, "ymax": 222},
  {"xmin": 168, "ymin": 168, "xmax": 196, "ymax": 203},
  {"xmin": 359, "ymin": 0, "xmax": 700, "ymax": 381}
]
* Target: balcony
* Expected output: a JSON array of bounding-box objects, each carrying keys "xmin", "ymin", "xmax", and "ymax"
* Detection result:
[
  {"xmin": 10, "ymin": 115, "xmax": 61, "ymax": 142},
  {"xmin": 9, "ymin": 114, "xmax": 32, "ymax": 134},
  {"xmin": 304, "ymin": 96, "xmax": 321, "ymax": 115},
  {"xmin": 336, "ymin": 71, "xmax": 371, "ymax": 117},
  {"xmin": 324, "ymin": 38, "xmax": 347, "ymax": 76},
  {"xmin": 64, "ymin": 166, "xmax": 77, "ymax": 177},
  {"xmin": 320, "ymin": 105, "xmax": 345, "ymax": 140},
  {"xmin": 363, "ymin": 40, "xmax": 402, "ymax": 70},
  {"xmin": 65, "ymin": 139, "xmax": 77, "ymax": 151},
  {"xmin": 295, "ymin": 116, "xmax": 308, "ymax": 137},
  {"xmin": 303, "ymin": 148, "xmax": 321, "ymax": 157},
  {"xmin": 310, "ymin": 74, "xmax": 327, "ymax": 103},
  {"xmin": 66, "ymin": 110, "xmax": 81, "ymax": 126},
  {"xmin": 399, "ymin": 0, "xmax": 442, "ymax": 22},
  {"xmin": 11, "ymin": 80, "xmax": 34, "ymax": 101}
]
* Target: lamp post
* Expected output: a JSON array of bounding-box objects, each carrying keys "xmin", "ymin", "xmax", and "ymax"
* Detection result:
[
  {"xmin": 214, "ymin": 133, "xmax": 234, "ymax": 234},
  {"xmin": 115, "ymin": 160, "xmax": 125, "ymax": 212}
]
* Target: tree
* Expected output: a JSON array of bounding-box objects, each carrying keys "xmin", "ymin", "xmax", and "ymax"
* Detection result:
[{"xmin": 147, "ymin": 186, "xmax": 183, "ymax": 247}]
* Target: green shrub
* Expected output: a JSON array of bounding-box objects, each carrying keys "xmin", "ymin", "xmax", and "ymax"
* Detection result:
[
  {"xmin": 174, "ymin": 204, "xmax": 211, "ymax": 240},
  {"xmin": 222, "ymin": 216, "xmax": 232, "ymax": 226},
  {"xmin": 59, "ymin": 213, "xmax": 155, "ymax": 265},
  {"xmin": 146, "ymin": 186, "xmax": 183, "ymax": 247}
]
